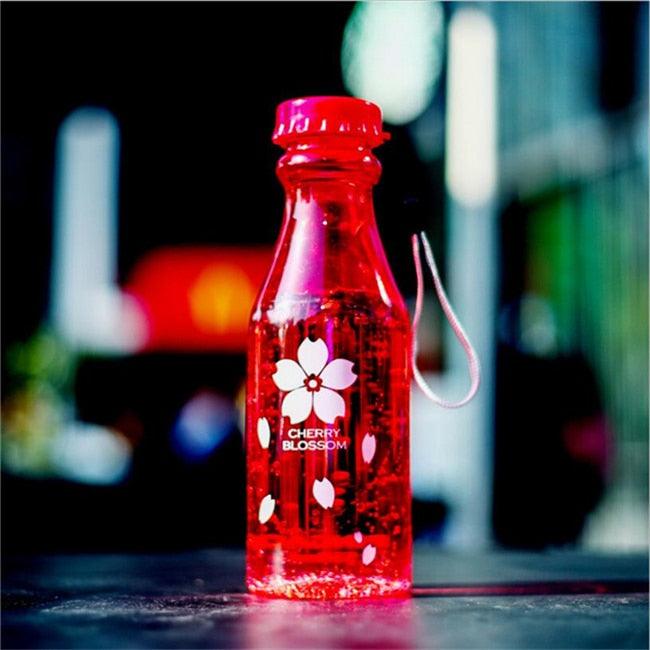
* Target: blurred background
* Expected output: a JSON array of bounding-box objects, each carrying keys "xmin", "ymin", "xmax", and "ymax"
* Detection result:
[{"xmin": 2, "ymin": 1, "xmax": 648, "ymax": 554}]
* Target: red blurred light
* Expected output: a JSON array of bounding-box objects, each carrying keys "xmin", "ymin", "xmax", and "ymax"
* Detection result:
[{"xmin": 125, "ymin": 247, "xmax": 272, "ymax": 352}]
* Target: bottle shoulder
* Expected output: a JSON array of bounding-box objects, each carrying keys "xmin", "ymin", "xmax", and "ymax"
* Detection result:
[
  {"xmin": 252, "ymin": 183, "xmax": 408, "ymax": 326},
  {"xmin": 251, "ymin": 287, "xmax": 409, "ymax": 328}
]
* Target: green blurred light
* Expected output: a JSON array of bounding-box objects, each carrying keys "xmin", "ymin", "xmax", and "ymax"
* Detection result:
[{"xmin": 341, "ymin": 1, "xmax": 444, "ymax": 125}]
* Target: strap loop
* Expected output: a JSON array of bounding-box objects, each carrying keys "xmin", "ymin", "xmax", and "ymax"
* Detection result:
[{"xmin": 411, "ymin": 231, "xmax": 480, "ymax": 408}]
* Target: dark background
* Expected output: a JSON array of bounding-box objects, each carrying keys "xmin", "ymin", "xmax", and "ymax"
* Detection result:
[
  {"xmin": 2, "ymin": 1, "xmax": 438, "ymax": 552},
  {"xmin": 2, "ymin": 2, "xmax": 648, "ymax": 553},
  {"xmin": 2, "ymin": 1, "xmax": 436, "ymax": 341}
]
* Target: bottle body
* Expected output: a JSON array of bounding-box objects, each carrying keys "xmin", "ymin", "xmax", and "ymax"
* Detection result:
[{"xmin": 246, "ymin": 172, "xmax": 412, "ymax": 599}]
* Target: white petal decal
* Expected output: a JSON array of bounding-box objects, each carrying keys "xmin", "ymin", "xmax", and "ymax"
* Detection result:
[
  {"xmin": 312, "ymin": 477, "xmax": 335, "ymax": 509},
  {"xmin": 313, "ymin": 387, "xmax": 345, "ymax": 424},
  {"xmin": 272, "ymin": 359, "xmax": 306, "ymax": 391},
  {"xmin": 319, "ymin": 359, "xmax": 357, "ymax": 390},
  {"xmin": 362, "ymin": 544, "xmax": 377, "ymax": 566},
  {"xmin": 257, "ymin": 417, "xmax": 270, "ymax": 449},
  {"xmin": 281, "ymin": 386, "xmax": 313, "ymax": 424},
  {"xmin": 362, "ymin": 433, "xmax": 376, "ymax": 464},
  {"xmin": 354, "ymin": 531, "xmax": 363, "ymax": 544},
  {"xmin": 258, "ymin": 494, "xmax": 275, "ymax": 524},
  {"xmin": 297, "ymin": 338, "xmax": 329, "ymax": 376}
]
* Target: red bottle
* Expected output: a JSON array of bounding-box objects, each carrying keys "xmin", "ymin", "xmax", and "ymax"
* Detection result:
[{"xmin": 246, "ymin": 97, "xmax": 411, "ymax": 599}]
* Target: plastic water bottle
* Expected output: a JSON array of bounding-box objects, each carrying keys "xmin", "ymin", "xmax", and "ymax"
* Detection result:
[{"xmin": 246, "ymin": 97, "xmax": 412, "ymax": 599}]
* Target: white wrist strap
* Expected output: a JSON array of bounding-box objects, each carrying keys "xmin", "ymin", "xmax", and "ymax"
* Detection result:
[{"xmin": 411, "ymin": 231, "xmax": 481, "ymax": 408}]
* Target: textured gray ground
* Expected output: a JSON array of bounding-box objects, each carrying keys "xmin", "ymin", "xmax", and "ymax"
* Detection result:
[{"xmin": 2, "ymin": 547, "xmax": 648, "ymax": 649}]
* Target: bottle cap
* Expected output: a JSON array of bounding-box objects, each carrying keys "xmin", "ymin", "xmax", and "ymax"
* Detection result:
[{"xmin": 272, "ymin": 96, "xmax": 390, "ymax": 148}]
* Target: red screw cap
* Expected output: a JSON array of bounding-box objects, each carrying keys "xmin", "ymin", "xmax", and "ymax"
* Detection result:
[{"xmin": 272, "ymin": 96, "xmax": 390, "ymax": 148}]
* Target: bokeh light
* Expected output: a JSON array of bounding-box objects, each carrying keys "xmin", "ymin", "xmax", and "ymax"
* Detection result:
[{"xmin": 342, "ymin": 1, "xmax": 444, "ymax": 125}]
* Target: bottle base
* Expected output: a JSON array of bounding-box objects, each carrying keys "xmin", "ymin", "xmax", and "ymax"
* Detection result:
[{"xmin": 247, "ymin": 572, "xmax": 411, "ymax": 600}]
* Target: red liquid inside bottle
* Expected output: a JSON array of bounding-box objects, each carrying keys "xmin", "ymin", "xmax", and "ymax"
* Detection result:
[{"xmin": 246, "ymin": 97, "xmax": 412, "ymax": 599}]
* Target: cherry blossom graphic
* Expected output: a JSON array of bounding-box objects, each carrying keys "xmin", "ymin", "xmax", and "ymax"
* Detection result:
[
  {"xmin": 362, "ymin": 433, "xmax": 377, "ymax": 464},
  {"xmin": 272, "ymin": 338, "xmax": 357, "ymax": 424},
  {"xmin": 353, "ymin": 531, "xmax": 363, "ymax": 544},
  {"xmin": 312, "ymin": 477, "xmax": 335, "ymax": 509},
  {"xmin": 257, "ymin": 417, "xmax": 270, "ymax": 449},
  {"xmin": 362, "ymin": 544, "xmax": 377, "ymax": 566},
  {"xmin": 258, "ymin": 494, "xmax": 275, "ymax": 524}
]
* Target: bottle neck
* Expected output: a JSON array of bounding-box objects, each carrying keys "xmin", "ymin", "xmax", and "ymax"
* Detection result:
[
  {"xmin": 277, "ymin": 138, "xmax": 382, "ymax": 234},
  {"xmin": 276, "ymin": 138, "xmax": 382, "ymax": 189},
  {"xmin": 283, "ymin": 182, "xmax": 375, "ymax": 232},
  {"xmin": 259, "ymin": 151, "xmax": 405, "ymax": 316}
]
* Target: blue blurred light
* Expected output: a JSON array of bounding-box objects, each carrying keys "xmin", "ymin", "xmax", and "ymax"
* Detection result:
[{"xmin": 171, "ymin": 392, "xmax": 234, "ymax": 461}]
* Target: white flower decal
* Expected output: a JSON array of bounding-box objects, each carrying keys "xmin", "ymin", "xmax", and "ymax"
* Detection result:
[
  {"xmin": 258, "ymin": 494, "xmax": 275, "ymax": 524},
  {"xmin": 312, "ymin": 477, "xmax": 335, "ymax": 509},
  {"xmin": 362, "ymin": 433, "xmax": 376, "ymax": 464},
  {"xmin": 257, "ymin": 417, "xmax": 270, "ymax": 449},
  {"xmin": 362, "ymin": 544, "xmax": 377, "ymax": 566},
  {"xmin": 272, "ymin": 338, "xmax": 357, "ymax": 424}
]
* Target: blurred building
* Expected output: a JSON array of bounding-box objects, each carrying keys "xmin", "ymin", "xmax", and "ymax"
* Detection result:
[{"xmin": 493, "ymin": 1, "xmax": 648, "ymax": 550}]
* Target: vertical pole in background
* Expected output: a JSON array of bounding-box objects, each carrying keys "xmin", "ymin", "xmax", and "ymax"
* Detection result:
[
  {"xmin": 51, "ymin": 107, "xmax": 142, "ymax": 352},
  {"xmin": 47, "ymin": 108, "xmax": 134, "ymax": 484},
  {"xmin": 439, "ymin": 7, "xmax": 499, "ymax": 546}
]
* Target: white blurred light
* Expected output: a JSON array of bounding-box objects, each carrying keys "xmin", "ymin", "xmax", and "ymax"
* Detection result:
[
  {"xmin": 342, "ymin": 1, "xmax": 444, "ymax": 125},
  {"xmin": 53, "ymin": 423, "xmax": 132, "ymax": 485},
  {"xmin": 51, "ymin": 107, "xmax": 145, "ymax": 353},
  {"xmin": 445, "ymin": 9, "xmax": 497, "ymax": 207},
  {"xmin": 519, "ymin": 294, "xmax": 558, "ymax": 357}
]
